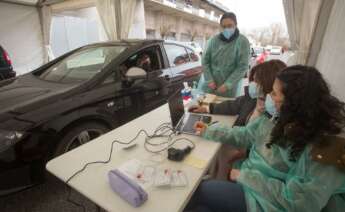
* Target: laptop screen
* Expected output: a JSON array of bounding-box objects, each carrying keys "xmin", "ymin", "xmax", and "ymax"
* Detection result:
[{"xmin": 167, "ymin": 90, "xmax": 185, "ymax": 128}]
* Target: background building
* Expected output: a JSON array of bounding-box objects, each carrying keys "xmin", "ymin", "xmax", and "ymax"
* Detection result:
[
  {"xmin": 144, "ymin": 0, "xmax": 229, "ymax": 48},
  {"xmin": 50, "ymin": 0, "xmax": 229, "ymax": 58}
]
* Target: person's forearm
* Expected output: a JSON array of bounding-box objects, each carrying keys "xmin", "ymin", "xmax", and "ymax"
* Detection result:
[{"xmin": 203, "ymin": 124, "xmax": 253, "ymax": 149}]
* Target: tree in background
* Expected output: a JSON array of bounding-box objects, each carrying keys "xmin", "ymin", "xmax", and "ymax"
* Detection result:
[{"xmin": 246, "ymin": 23, "xmax": 290, "ymax": 48}]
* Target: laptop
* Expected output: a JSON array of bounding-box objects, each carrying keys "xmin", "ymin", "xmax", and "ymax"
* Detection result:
[{"xmin": 168, "ymin": 90, "xmax": 212, "ymax": 135}]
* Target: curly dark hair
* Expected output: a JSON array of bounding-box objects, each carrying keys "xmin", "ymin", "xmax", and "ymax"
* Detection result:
[
  {"xmin": 266, "ymin": 65, "xmax": 345, "ymax": 160},
  {"xmin": 249, "ymin": 60, "xmax": 287, "ymax": 94}
]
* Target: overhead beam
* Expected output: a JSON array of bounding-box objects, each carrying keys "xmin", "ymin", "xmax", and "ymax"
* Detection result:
[
  {"xmin": 49, "ymin": 0, "xmax": 95, "ymax": 13},
  {"xmin": 1, "ymin": 0, "xmax": 37, "ymax": 6}
]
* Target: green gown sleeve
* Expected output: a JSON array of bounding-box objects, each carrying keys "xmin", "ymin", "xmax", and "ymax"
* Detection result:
[
  {"xmin": 202, "ymin": 38, "xmax": 215, "ymax": 84},
  {"xmin": 237, "ymin": 149, "xmax": 345, "ymax": 212},
  {"xmin": 202, "ymin": 115, "xmax": 262, "ymax": 149}
]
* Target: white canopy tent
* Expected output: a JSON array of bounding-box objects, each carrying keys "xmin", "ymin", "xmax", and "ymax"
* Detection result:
[
  {"xmin": 0, "ymin": 0, "xmax": 144, "ymax": 75},
  {"xmin": 314, "ymin": 0, "xmax": 345, "ymax": 102},
  {"xmin": 0, "ymin": 0, "xmax": 44, "ymax": 75},
  {"xmin": 283, "ymin": 0, "xmax": 345, "ymax": 102}
]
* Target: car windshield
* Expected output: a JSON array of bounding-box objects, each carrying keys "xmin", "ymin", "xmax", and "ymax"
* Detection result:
[{"xmin": 34, "ymin": 45, "xmax": 127, "ymax": 83}]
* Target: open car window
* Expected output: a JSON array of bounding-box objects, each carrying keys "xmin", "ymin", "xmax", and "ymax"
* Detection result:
[
  {"xmin": 34, "ymin": 46, "xmax": 127, "ymax": 83},
  {"xmin": 103, "ymin": 45, "xmax": 164, "ymax": 84},
  {"xmin": 124, "ymin": 46, "xmax": 162, "ymax": 71}
]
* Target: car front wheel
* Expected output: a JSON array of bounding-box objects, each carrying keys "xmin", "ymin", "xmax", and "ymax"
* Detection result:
[{"xmin": 54, "ymin": 122, "xmax": 110, "ymax": 156}]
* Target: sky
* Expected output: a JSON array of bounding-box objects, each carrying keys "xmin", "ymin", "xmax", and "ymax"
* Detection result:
[{"xmin": 221, "ymin": 0, "xmax": 287, "ymax": 33}]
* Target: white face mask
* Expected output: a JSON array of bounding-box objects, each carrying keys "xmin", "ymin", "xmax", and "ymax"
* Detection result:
[
  {"xmin": 265, "ymin": 94, "xmax": 279, "ymax": 117},
  {"xmin": 248, "ymin": 82, "xmax": 258, "ymax": 99},
  {"xmin": 222, "ymin": 27, "xmax": 235, "ymax": 39}
]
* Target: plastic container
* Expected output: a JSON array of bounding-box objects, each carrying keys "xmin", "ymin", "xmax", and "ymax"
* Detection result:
[{"xmin": 181, "ymin": 82, "xmax": 192, "ymax": 100}]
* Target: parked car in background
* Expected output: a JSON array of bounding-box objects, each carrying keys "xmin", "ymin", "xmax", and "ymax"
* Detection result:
[
  {"xmin": 265, "ymin": 45, "xmax": 272, "ymax": 54},
  {"xmin": 270, "ymin": 46, "xmax": 282, "ymax": 55},
  {"xmin": 249, "ymin": 46, "xmax": 268, "ymax": 69},
  {"xmin": 0, "ymin": 39, "xmax": 202, "ymax": 195},
  {"xmin": 187, "ymin": 41, "xmax": 203, "ymax": 55},
  {"xmin": 255, "ymin": 48, "xmax": 268, "ymax": 64},
  {"xmin": 0, "ymin": 45, "xmax": 16, "ymax": 80}
]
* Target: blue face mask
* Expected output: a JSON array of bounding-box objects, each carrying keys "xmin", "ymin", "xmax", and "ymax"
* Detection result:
[
  {"xmin": 265, "ymin": 94, "xmax": 279, "ymax": 117},
  {"xmin": 222, "ymin": 27, "xmax": 235, "ymax": 39},
  {"xmin": 248, "ymin": 82, "xmax": 258, "ymax": 99}
]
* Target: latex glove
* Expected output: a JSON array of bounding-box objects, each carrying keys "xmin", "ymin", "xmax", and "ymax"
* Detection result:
[
  {"xmin": 208, "ymin": 82, "xmax": 217, "ymax": 90},
  {"xmin": 229, "ymin": 169, "xmax": 241, "ymax": 181},
  {"xmin": 216, "ymin": 84, "xmax": 227, "ymax": 93},
  {"xmin": 193, "ymin": 121, "xmax": 208, "ymax": 135}
]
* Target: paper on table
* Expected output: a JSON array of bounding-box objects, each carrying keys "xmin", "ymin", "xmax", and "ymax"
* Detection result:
[
  {"xmin": 202, "ymin": 94, "xmax": 217, "ymax": 105},
  {"xmin": 183, "ymin": 155, "xmax": 207, "ymax": 169},
  {"xmin": 118, "ymin": 159, "xmax": 155, "ymax": 189}
]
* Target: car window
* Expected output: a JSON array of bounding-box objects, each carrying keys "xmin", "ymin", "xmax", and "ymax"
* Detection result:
[
  {"xmin": 186, "ymin": 48, "xmax": 199, "ymax": 62},
  {"xmin": 35, "ymin": 46, "xmax": 127, "ymax": 83},
  {"xmin": 104, "ymin": 45, "xmax": 163, "ymax": 84},
  {"xmin": 124, "ymin": 46, "xmax": 162, "ymax": 72},
  {"xmin": 164, "ymin": 44, "xmax": 190, "ymax": 67}
]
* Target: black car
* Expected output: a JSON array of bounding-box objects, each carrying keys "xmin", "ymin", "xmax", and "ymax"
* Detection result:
[
  {"xmin": 0, "ymin": 45, "xmax": 16, "ymax": 81},
  {"xmin": 0, "ymin": 39, "xmax": 202, "ymax": 195}
]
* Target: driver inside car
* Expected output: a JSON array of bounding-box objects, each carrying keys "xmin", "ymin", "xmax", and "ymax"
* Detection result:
[{"xmin": 136, "ymin": 53, "xmax": 152, "ymax": 73}]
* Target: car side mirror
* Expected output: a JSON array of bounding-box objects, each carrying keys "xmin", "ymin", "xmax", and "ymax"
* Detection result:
[{"xmin": 125, "ymin": 67, "xmax": 147, "ymax": 80}]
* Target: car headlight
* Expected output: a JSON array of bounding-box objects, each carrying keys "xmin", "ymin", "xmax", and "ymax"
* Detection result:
[{"xmin": 0, "ymin": 129, "xmax": 24, "ymax": 153}]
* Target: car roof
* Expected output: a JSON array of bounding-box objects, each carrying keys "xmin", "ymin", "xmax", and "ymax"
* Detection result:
[
  {"xmin": 81, "ymin": 39, "xmax": 196, "ymax": 53},
  {"xmin": 84, "ymin": 39, "xmax": 164, "ymax": 48},
  {"xmin": 163, "ymin": 40, "xmax": 198, "ymax": 51}
]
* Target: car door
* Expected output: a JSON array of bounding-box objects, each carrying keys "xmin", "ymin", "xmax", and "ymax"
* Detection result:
[
  {"xmin": 120, "ymin": 44, "xmax": 173, "ymax": 114},
  {"xmin": 93, "ymin": 44, "xmax": 172, "ymax": 125},
  {"xmin": 162, "ymin": 43, "xmax": 202, "ymax": 95},
  {"xmin": 73, "ymin": 45, "xmax": 142, "ymax": 126}
]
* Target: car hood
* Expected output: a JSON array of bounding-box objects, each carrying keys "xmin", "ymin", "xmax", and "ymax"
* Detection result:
[{"xmin": 0, "ymin": 74, "xmax": 80, "ymax": 115}]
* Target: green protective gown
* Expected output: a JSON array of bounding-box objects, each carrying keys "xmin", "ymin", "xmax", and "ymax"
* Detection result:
[
  {"xmin": 199, "ymin": 33, "xmax": 250, "ymax": 97},
  {"xmin": 203, "ymin": 115, "xmax": 345, "ymax": 212}
]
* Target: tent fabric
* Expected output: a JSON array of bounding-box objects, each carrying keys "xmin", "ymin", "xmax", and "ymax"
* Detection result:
[
  {"xmin": 96, "ymin": 0, "xmax": 137, "ymax": 40},
  {"xmin": 40, "ymin": 5, "xmax": 53, "ymax": 62},
  {"xmin": 119, "ymin": 0, "xmax": 137, "ymax": 39},
  {"xmin": 3, "ymin": 0, "xmax": 39, "ymax": 6},
  {"xmin": 128, "ymin": 0, "xmax": 146, "ymax": 39},
  {"xmin": 316, "ymin": 0, "xmax": 345, "ymax": 102},
  {"xmin": 50, "ymin": 0, "xmax": 95, "ymax": 13},
  {"xmin": 306, "ymin": 0, "xmax": 335, "ymax": 66},
  {"xmin": 0, "ymin": 2, "xmax": 44, "ymax": 75},
  {"xmin": 0, "ymin": 0, "xmax": 97, "ymax": 74},
  {"xmin": 96, "ymin": 0, "xmax": 118, "ymax": 40},
  {"xmin": 283, "ymin": 0, "xmax": 322, "ymax": 64}
]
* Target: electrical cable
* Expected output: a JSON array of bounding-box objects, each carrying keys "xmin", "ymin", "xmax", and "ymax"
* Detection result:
[{"xmin": 63, "ymin": 122, "xmax": 195, "ymax": 210}]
